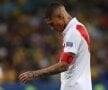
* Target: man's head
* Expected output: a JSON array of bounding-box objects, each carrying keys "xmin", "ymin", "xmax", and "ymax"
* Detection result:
[{"xmin": 45, "ymin": 2, "xmax": 71, "ymax": 32}]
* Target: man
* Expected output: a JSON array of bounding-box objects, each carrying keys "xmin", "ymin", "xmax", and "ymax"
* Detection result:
[{"xmin": 19, "ymin": 2, "xmax": 92, "ymax": 90}]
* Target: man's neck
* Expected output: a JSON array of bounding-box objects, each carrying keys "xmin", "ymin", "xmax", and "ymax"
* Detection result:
[{"xmin": 64, "ymin": 16, "xmax": 72, "ymax": 29}]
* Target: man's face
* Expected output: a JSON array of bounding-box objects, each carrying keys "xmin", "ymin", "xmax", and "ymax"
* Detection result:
[{"xmin": 45, "ymin": 16, "xmax": 65, "ymax": 32}]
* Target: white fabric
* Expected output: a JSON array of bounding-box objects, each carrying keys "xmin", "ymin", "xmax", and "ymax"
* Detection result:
[
  {"xmin": 0, "ymin": 66, "xmax": 3, "ymax": 78},
  {"xmin": 60, "ymin": 18, "xmax": 92, "ymax": 90}
]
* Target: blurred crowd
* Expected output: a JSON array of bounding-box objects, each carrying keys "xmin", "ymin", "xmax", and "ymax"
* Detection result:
[{"xmin": 0, "ymin": 0, "xmax": 108, "ymax": 90}]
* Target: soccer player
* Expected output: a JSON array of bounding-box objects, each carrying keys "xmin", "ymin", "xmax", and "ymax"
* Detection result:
[{"xmin": 19, "ymin": 2, "xmax": 92, "ymax": 90}]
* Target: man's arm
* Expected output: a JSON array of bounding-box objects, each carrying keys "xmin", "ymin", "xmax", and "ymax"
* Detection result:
[{"xmin": 19, "ymin": 62, "xmax": 69, "ymax": 83}]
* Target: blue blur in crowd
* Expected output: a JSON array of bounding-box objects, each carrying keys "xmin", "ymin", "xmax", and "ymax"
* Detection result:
[{"xmin": 1, "ymin": 79, "xmax": 60, "ymax": 90}]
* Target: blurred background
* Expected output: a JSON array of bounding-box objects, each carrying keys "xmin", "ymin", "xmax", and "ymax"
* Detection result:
[{"xmin": 0, "ymin": 0, "xmax": 108, "ymax": 90}]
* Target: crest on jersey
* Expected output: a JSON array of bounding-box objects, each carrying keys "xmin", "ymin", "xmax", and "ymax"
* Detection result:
[{"xmin": 66, "ymin": 42, "xmax": 73, "ymax": 47}]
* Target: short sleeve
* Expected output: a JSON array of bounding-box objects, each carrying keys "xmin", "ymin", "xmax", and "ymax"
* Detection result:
[{"xmin": 63, "ymin": 30, "xmax": 81, "ymax": 54}]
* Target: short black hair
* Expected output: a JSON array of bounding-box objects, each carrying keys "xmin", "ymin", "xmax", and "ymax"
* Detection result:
[{"xmin": 45, "ymin": 2, "xmax": 64, "ymax": 19}]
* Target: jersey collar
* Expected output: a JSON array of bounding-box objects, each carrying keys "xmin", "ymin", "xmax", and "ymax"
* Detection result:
[{"xmin": 62, "ymin": 17, "xmax": 77, "ymax": 36}]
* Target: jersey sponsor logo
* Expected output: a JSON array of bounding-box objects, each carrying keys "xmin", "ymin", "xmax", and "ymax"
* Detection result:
[{"xmin": 66, "ymin": 42, "xmax": 73, "ymax": 47}]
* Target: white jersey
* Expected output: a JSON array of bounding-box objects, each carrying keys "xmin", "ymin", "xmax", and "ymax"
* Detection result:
[
  {"xmin": 0, "ymin": 66, "xmax": 3, "ymax": 79},
  {"xmin": 60, "ymin": 18, "xmax": 92, "ymax": 90}
]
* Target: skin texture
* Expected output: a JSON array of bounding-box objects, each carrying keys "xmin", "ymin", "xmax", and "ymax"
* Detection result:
[
  {"xmin": 19, "ymin": 62, "xmax": 69, "ymax": 83},
  {"xmin": 19, "ymin": 6, "xmax": 74, "ymax": 83}
]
